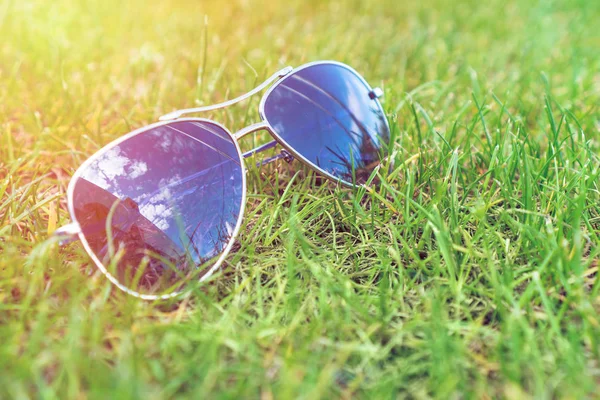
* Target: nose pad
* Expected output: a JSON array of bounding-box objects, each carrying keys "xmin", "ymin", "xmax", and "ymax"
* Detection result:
[
  {"xmin": 369, "ymin": 87, "xmax": 384, "ymax": 99},
  {"xmin": 280, "ymin": 149, "xmax": 294, "ymax": 164}
]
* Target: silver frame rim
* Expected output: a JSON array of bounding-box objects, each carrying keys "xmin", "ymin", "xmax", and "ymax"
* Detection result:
[
  {"xmin": 66, "ymin": 118, "xmax": 248, "ymax": 300},
  {"xmin": 257, "ymin": 60, "xmax": 391, "ymax": 188}
]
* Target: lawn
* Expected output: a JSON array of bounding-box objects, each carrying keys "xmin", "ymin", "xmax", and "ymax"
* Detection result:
[{"xmin": 1, "ymin": 0, "xmax": 599, "ymax": 397}]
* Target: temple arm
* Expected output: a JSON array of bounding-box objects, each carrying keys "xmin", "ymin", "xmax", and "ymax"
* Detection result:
[{"xmin": 53, "ymin": 222, "xmax": 81, "ymax": 245}]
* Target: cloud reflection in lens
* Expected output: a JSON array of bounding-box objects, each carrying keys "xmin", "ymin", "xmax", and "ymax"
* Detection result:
[{"xmin": 71, "ymin": 120, "xmax": 244, "ymax": 297}]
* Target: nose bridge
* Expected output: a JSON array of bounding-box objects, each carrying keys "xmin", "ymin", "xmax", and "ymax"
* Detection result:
[
  {"xmin": 234, "ymin": 121, "xmax": 271, "ymax": 140},
  {"xmin": 159, "ymin": 66, "xmax": 293, "ymax": 122}
]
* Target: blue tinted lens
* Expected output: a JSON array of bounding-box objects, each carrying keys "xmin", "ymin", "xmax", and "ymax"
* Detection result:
[
  {"xmin": 71, "ymin": 120, "xmax": 244, "ymax": 297},
  {"xmin": 262, "ymin": 63, "xmax": 389, "ymax": 185}
]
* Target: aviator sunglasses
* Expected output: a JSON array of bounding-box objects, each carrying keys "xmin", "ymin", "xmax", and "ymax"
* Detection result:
[{"xmin": 53, "ymin": 61, "xmax": 391, "ymax": 299}]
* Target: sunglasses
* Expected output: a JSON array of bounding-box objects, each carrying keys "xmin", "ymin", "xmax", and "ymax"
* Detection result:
[{"xmin": 53, "ymin": 61, "xmax": 391, "ymax": 300}]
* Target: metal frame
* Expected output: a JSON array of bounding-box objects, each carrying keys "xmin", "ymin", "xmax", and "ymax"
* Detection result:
[
  {"xmin": 55, "ymin": 60, "xmax": 388, "ymax": 300},
  {"xmin": 158, "ymin": 67, "xmax": 293, "ymax": 122}
]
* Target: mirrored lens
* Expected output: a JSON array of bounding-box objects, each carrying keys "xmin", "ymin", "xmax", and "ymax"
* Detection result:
[
  {"xmin": 262, "ymin": 63, "xmax": 390, "ymax": 185},
  {"xmin": 71, "ymin": 120, "xmax": 244, "ymax": 297}
]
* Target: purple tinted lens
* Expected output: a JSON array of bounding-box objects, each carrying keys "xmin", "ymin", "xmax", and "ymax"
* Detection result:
[
  {"xmin": 71, "ymin": 120, "xmax": 244, "ymax": 297},
  {"xmin": 262, "ymin": 63, "xmax": 389, "ymax": 185}
]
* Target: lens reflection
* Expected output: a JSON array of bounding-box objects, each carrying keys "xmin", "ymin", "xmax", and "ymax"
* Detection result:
[
  {"xmin": 71, "ymin": 120, "xmax": 244, "ymax": 296},
  {"xmin": 263, "ymin": 63, "xmax": 389, "ymax": 185}
]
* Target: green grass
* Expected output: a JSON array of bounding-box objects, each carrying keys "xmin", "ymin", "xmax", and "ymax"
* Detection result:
[{"xmin": 1, "ymin": 0, "xmax": 600, "ymax": 397}]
